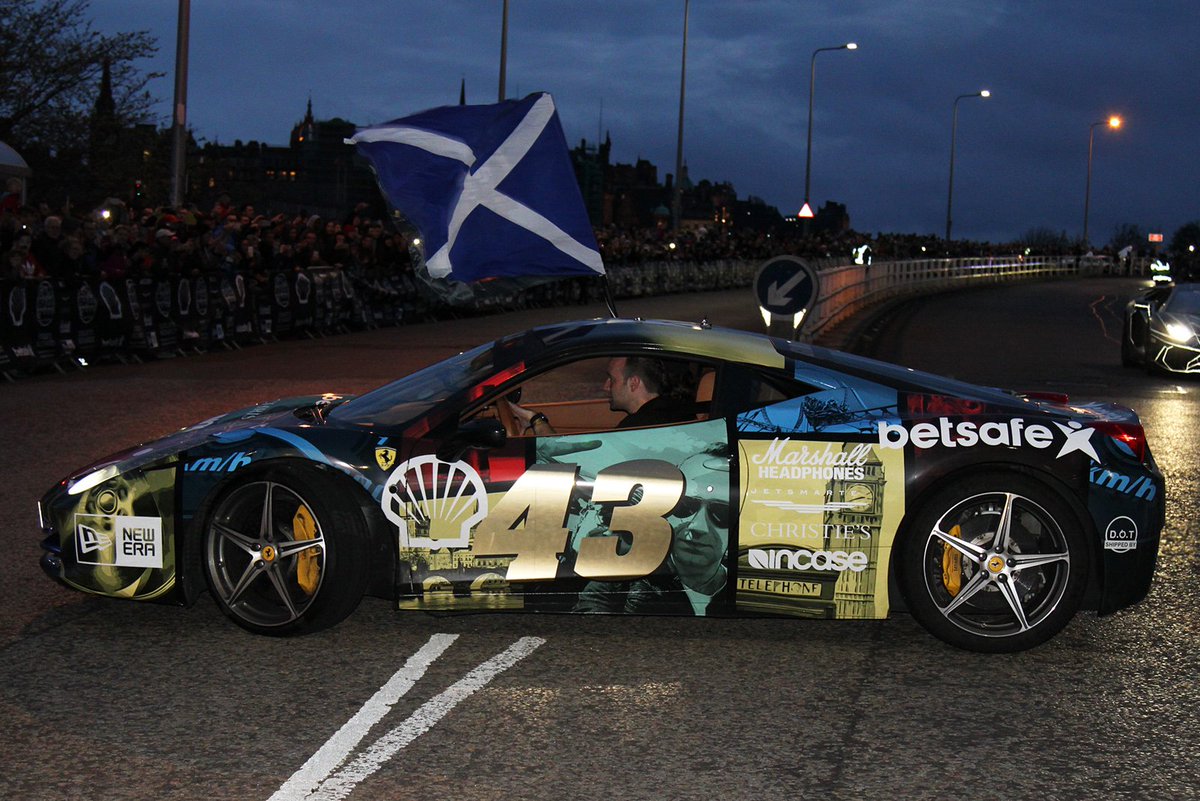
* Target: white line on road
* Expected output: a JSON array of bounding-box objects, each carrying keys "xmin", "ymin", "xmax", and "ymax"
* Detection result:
[
  {"xmin": 267, "ymin": 633, "xmax": 459, "ymax": 801},
  {"xmin": 307, "ymin": 636, "xmax": 546, "ymax": 801}
]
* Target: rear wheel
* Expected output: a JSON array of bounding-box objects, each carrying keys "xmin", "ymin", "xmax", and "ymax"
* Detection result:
[
  {"xmin": 204, "ymin": 467, "xmax": 369, "ymax": 635},
  {"xmin": 898, "ymin": 474, "xmax": 1088, "ymax": 653}
]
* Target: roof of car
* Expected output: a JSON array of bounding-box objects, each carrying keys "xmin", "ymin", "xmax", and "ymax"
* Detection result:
[{"xmin": 494, "ymin": 317, "xmax": 790, "ymax": 370}]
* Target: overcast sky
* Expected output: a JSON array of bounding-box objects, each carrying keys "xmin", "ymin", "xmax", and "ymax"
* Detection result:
[{"xmin": 90, "ymin": 0, "xmax": 1198, "ymax": 245}]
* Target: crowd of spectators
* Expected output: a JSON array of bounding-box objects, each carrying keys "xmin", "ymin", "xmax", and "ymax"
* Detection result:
[
  {"xmin": 593, "ymin": 223, "xmax": 1014, "ymax": 265},
  {"xmin": 1, "ymin": 189, "xmax": 1067, "ymax": 287},
  {"xmin": 0, "ymin": 193, "xmax": 420, "ymax": 287}
]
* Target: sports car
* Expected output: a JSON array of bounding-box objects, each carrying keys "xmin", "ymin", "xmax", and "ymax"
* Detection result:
[
  {"xmin": 1123, "ymin": 282, "xmax": 1200, "ymax": 374},
  {"xmin": 38, "ymin": 318, "xmax": 1163, "ymax": 652}
]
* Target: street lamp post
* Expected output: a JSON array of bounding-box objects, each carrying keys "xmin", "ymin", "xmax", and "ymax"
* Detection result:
[
  {"xmin": 672, "ymin": 0, "xmax": 689, "ymax": 231},
  {"xmin": 169, "ymin": 0, "xmax": 190, "ymax": 209},
  {"xmin": 800, "ymin": 42, "xmax": 857, "ymax": 219},
  {"xmin": 1083, "ymin": 115, "xmax": 1122, "ymax": 246},
  {"xmin": 945, "ymin": 89, "xmax": 990, "ymax": 242},
  {"xmin": 498, "ymin": 0, "xmax": 508, "ymax": 101}
]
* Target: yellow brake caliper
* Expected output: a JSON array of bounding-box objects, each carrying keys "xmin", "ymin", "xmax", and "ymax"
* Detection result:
[
  {"xmin": 941, "ymin": 524, "xmax": 963, "ymax": 596},
  {"xmin": 293, "ymin": 505, "xmax": 320, "ymax": 596}
]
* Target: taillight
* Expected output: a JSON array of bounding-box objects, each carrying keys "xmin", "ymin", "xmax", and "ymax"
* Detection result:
[
  {"xmin": 1092, "ymin": 421, "xmax": 1147, "ymax": 462},
  {"xmin": 1020, "ymin": 391, "xmax": 1070, "ymax": 404}
]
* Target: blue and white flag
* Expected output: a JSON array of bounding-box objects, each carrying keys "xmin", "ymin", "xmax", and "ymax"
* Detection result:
[{"xmin": 348, "ymin": 92, "xmax": 604, "ymax": 284}]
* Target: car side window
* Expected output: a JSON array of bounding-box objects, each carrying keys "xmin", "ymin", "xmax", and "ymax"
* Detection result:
[
  {"xmin": 508, "ymin": 357, "xmax": 624, "ymax": 434},
  {"xmin": 467, "ymin": 355, "xmax": 709, "ymax": 436},
  {"xmin": 712, "ymin": 364, "xmax": 810, "ymax": 417}
]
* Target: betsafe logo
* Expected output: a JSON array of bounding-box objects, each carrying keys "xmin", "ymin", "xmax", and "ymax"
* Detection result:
[{"xmin": 878, "ymin": 417, "xmax": 1100, "ymax": 461}]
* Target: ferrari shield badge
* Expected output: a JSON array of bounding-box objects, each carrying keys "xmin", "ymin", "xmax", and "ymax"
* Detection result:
[{"xmin": 375, "ymin": 446, "xmax": 398, "ymax": 471}]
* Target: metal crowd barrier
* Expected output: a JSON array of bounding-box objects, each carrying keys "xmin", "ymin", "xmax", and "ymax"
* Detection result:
[
  {"xmin": 0, "ymin": 266, "xmax": 369, "ymax": 378},
  {"xmin": 0, "ymin": 254, "xmax": 1108, "ymax": 379}
]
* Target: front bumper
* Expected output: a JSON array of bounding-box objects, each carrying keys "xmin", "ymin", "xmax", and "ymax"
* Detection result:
[
  {"xmin": 1149, "ymin": 334, "xmax": 1200, "ymax": 374},
  {"xmin": 37, "ymin": 461, "xmax": 181, "ymax": 603}
]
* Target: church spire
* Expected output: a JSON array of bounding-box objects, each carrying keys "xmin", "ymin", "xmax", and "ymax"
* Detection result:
[
  {"xmin": 291, "ymin": 95, "xmax": 317, "ymax": 146},
  {"xmin": 94, "ymin": 58, "xmax": 115, "ymax": 118}
]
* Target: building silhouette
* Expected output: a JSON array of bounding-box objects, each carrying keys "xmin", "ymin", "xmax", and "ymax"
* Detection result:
[{"xmin": 191, "ymin": 99, "xmax": 380, "ymax": 218}]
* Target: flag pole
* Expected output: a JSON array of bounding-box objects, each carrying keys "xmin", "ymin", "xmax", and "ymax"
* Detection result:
[{"xmin": 602, "ymin": 274, "xmax": 619, "ymax": 318}]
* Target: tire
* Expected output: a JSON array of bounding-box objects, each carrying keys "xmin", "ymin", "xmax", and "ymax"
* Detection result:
[
  {"xmin": 203, "ymin": 466, "xmax": 370, "ymax": 635},
  {"xmin": 897, "ymin": 474, "xmax": 1088, "ymax": 653},
  {"xmin": 1144, "ymin": 350, "xmax": 1165, "ymax": 376},
  {"xmin": 1120, "ymin": 320, "xmax": 1137, "ymax": 367}
]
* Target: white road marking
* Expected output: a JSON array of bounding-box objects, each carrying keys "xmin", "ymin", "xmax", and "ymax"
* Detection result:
[
  {"xmin": 266, "ymin": 634, "xmax": 545, "ymax": 801},
  {"xmin": 307, "ymin": 636, "xmax": 545, "ymax": 801},
  {"xmin": 267, "ymin": 633, "xmax": 458, "ymax": 801}
]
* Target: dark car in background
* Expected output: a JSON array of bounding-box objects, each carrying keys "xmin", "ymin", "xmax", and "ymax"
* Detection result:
[{"xmin": 1123, "ymin": 282, "xmax": 1200, "ymax": 374}]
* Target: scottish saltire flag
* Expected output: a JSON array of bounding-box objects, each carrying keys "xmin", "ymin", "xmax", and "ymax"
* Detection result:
[{"xmin": 347, "ymin": 92, "xmax": 604, "ymax": 283}]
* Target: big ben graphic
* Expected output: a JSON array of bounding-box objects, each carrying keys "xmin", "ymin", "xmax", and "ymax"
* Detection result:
[{"xmin": 823, "ymin": 443, "xmax": 886, "ymax": 619}]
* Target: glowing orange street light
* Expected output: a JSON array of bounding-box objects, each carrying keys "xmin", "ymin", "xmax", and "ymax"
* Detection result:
[{"xmin": 1083, "ymin": 115, "xmax": 1123, "ymax": 246}]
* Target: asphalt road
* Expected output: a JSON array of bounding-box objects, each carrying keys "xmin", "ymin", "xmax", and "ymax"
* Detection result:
[{"xmin": 2, "ymin": 277, "xmax": 1197, "ymax": 801}]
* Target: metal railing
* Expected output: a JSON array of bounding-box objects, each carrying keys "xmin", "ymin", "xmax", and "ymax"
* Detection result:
[{"xmin": 804, "ymin": 255, "xmax": 1089, "ymax": 339}]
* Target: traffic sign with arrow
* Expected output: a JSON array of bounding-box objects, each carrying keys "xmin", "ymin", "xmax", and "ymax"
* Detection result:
[{"xmin": 754, "ymin": 255, "xmax": 819, "ymax": 316}]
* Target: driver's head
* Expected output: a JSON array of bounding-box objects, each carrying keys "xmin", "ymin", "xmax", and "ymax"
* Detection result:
[{"xmin": 604, "ymin": 356, "xmax": 674, "ymax": 414}]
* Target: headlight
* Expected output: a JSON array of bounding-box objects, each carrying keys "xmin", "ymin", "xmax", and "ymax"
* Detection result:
[
  {"xmin": 1165, "ymin": 322, "xmax": 1193, "ymax": 343},
  {"xmin": 68, "ymin": 464, "xmax": 120, "ymax": 495}
]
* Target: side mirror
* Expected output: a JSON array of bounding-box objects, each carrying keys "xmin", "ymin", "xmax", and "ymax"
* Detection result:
[{"xmin": 436, "ymin": 418, "xmax": 507, "ymax": 462}]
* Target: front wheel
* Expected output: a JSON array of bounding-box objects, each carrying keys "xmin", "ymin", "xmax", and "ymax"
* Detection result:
[
  {"xmin": 1120, "ymin": 319, "xmax": 1137, "ymax": 367},
  {"xmin": 897, "ymin": 474, "xmax": 1088, "ymax": 653},
  {"xmin": 203, "ymin": 467, "xmax": 369, "ymax": 635}
]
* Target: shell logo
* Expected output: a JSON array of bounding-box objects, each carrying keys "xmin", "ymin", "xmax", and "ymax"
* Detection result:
[{"xmin": 381, "ymin": 455, "xmax": 489, "ymax": 550}]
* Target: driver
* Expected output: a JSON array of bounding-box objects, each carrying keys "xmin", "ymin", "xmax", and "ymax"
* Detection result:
[
  {"xmin": 505, "ymin": 356, "xmax": 695, "ymax": 435},
  {"xmin": 603, "ymin": 356, "xmax": 695, "ymax": 428}
]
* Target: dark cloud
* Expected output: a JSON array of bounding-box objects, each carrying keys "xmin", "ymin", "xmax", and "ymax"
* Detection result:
[{"xmin": 92, "ymin": 0, "xmax": 1198, "ymax": 243}]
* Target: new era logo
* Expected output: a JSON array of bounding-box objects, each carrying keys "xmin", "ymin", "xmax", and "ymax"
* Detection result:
[{"xmin": 76, "ymin": 523, "xmax": 112, "ymax": 554}]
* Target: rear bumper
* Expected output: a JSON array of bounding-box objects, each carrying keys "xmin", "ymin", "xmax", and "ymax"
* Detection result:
[{"xmin": 1093, "ymin": 465, "xmax": 1165, "ymax": 615}]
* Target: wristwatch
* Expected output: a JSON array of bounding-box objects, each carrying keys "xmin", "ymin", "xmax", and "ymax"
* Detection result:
[{"xmin": 528, "ymin": 412, "xmax": 549, "ymax": 430}]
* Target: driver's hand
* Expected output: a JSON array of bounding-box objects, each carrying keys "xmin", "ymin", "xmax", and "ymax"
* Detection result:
[{"xmin": 503, "ymin": 399, "xmax": 534, "ymax": 427}]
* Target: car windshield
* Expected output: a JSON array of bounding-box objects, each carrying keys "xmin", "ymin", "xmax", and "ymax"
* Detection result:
[
  {"xmin": 328, "ymin": 342, "xmax": 495, "ymax": 427},
  {"xmin": 1165, "ymin": 289, "xmax": 1200, "ymax": 315}
]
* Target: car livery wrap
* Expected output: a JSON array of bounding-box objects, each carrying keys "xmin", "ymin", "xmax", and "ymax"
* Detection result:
[{"xmin": 37, "ymin": 319, "xmax": 1165, "ymax": 652}]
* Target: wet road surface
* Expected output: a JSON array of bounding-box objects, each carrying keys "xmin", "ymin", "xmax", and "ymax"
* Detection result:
[{"xmin": 2, "ymin": 277, "xmax": 1196, "ymax": 801}]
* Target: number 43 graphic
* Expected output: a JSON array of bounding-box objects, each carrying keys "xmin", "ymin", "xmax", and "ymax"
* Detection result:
[{"xmin": 472, "ymin": 461, "xmax": 685, "ymax": 582}]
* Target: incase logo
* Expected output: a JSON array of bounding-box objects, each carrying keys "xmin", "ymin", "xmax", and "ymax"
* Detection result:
[
  {"xmin": 747, "ymin": 547, "xmax": 868, "ymax": 573},
  {"xmin": 878, "ymin": 418, "xmax": 1100, "ymax": 462}
]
